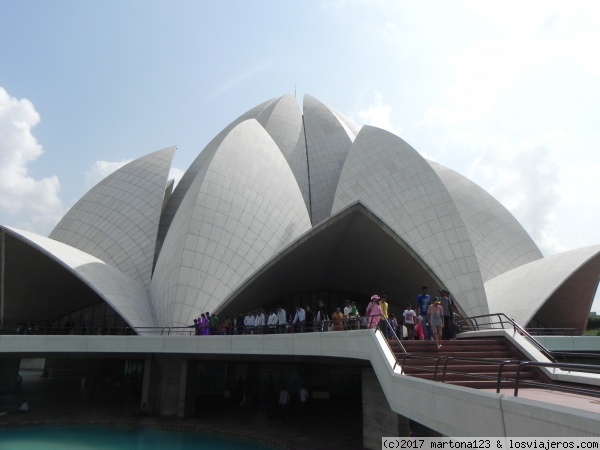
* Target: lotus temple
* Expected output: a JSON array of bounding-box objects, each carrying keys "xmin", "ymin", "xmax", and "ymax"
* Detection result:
[
  {"xmin": 1, "ymin": 95, "xmax": 600, "ymax": 443},
  {"xmin": 1, "ymin": 93, "xmax": 598, "ymax": 333}
]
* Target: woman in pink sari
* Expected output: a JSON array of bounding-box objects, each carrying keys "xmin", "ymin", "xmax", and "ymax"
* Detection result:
[{"xmin": 365, "ymin": 294, "xmax": 382, "ymax": 329}]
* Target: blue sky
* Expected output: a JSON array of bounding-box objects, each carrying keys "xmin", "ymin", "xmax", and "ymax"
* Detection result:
[{"xmin": 1, "ymin": 0, "xmax": 599, "ymax": 311}]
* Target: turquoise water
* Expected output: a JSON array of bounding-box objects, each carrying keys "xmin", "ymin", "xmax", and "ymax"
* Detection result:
[{"xmin": 0, "ymin": 426, "xmax": 279, "ymax": 450}]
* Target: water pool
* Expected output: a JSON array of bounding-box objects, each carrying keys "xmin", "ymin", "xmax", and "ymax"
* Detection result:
[{"xmin": 0, "ymin": 426, "xmax": 280, "ymax": 450}]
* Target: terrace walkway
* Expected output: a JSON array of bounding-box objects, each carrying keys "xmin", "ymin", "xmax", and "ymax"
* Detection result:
[{"xmin": 0, "ymin": 328, "xmax": 599, "ymax": 438}]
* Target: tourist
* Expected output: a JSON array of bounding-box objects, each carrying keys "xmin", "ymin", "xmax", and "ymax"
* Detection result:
[
  {"xmin": 299, "ymin": 385, "xmax": 309, "ymax": 417},
  {"xmin": 200, "ymin": 313, "xmax": 210, "ymax": 336},
  {"xmin": 220, "ymin": 315, "xmax": 232, "ymax": 335},
  {"xmin": 267, "ymin": 310, "xmax": 278, "ymax": 333},
  {"xmin": 279, "ymin": 386, "xmax": 290, "ymax": 418},
  {"xmin": 210, "ymin": 313, "xmax": 220, "ymax": 335},
  {"xmin": 439, "ymin": 289, "xmax": 455, "ymax": 340},
  {"xmin": 416, "ymin": 286, "xmax": 432, "ymax": 340},
  {"xmin": 380, "ymin": 294, "xmax": 390, "ymax": 337},
  {"xmin": 316, "ymin": 300, "xmax": 329, "ymax": 331},
  {"xmin": 388, "ymin": 313, "xmax": 398, "ymax": 339},
  {"xmin": 304, "ymin": 306, "xmax": 315, "ymax": 332},
  {"xmin": 235, "ymin": 313, "xmax": 245, "ymax": 335},
  {"xmin": 428, "ymin": 298, "xmax": 444, "ymax": 349},
  {"xmin": 402, "ymin": 303, "xmax": 417, "ymax": 340},
  {"xmin": 343, "ymin": 300, "xmax": 352, "ymax": 320},
  {"xmin": 332, "ymin": 307, "xmax": 345, "ymax": 331},
  {"xmin": 244, "ymin": 311, "xmax": 255, "ymax": 334},
  {"xmin": 277, "ymin": 307, "xmax": 287, "ymax": 333},
  {"xmin": 255, "ymin": 310, "xmax": 265, "ymax": 334},
  {"xmin": 413, "ymin": 320, "xmax": 425, "ymax": 340},
  {"xmin": 349, "ymin": 301, "xmax": 359, "ymax": 330},
  {"xmin": 292, "ymin": 306, "xmax": 305, "ymax": 333},
  {"xmin": 365, "ymin": 295, "xmax": 382, "ymax": 329}
]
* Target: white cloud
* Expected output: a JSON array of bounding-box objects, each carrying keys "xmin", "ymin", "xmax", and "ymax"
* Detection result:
[
  {"xmin": 85, "ymin": 161, "xmax": 184, "ymax": 191},
  {"xmin": 210, "ymin": 60, "xmax": 272, "ymax": 98},
  {"xmin": 469, "ymin": 133, "xmax": 563, "ymax": 256},
  {"xmin": 168, "ymin": 167, "xmax": 184, "ymax": 187},
  {"xmin": 84, "ymin": 159, "xmax": 133, "ymax": 190},
  {"xmin": 358, "ymin": 91, "xmax": 403, "ymax": 136},
  {"xmin": 0, "ymin": 87, "xmax": 63, "ymax": 230}
]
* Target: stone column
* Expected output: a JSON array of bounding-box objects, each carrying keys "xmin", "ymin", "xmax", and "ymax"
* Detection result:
[
  {"xmin": 177, "ymin": 359, "xmax": 196, "ymax": 418},
  {"xmin": 140, "ymin": 357, "xmax": 159, "ymax": 414},
  {"xmin": 0, "ymin": 358, "xmax": 20, "ymax": 390},
  {"xmin": 150, "ymin": 356, "xmax": 196, "ymax": 417},
  {"xmin": 362, "ymin": 367, "xmax": 410, "ymax": 449}
]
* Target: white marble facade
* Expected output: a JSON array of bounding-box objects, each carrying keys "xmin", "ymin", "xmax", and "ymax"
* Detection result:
[{"xmin": 2, "ymin": 94, "xmax": 599, "ymax": 332}]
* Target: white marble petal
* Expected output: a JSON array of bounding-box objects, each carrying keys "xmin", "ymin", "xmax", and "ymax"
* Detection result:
[
  {"xmin": 150, "ymin": 119, "xmax": 311, "ymax": 327},
  {"xmin": 50, "ymin": 147, "xmax": 175, "ymax": 288},
  {"xmin": 333, "ymin": 126, "xmax": 488, "ymax": 317}
]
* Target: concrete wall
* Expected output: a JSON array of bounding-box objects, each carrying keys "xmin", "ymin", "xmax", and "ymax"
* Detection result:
[
  {"xmin": 362, "ymin": 367, "xmax": 409, "ymax": 449},
  {"xmin": 1, "ymin": 331, "xmax": 600, "ymax": 436}
]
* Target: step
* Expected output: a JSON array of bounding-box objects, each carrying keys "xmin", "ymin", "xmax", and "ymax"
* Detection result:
[
  {"xmin": 395, "ymin": 350, "xmax": 512, "ymax": 359},
  {"xmin": 401, "ymin": 364, "xmax": 523, "ymax": 374},
  {"xmin": 404, "ymin": 370, "xmax": 537, "ymax": 382},
  {"xmin": 444, "ymin": 380, "xmax": 517, "ymax": 389},
  {"xmin": 391, "ymin": 343, "xmax": 509, "ymax": 353}
]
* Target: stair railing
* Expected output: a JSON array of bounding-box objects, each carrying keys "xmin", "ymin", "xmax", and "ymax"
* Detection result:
[
  {"xmin": 454, "ymin": 312, "xmax": 557, "ymax": 362},
  {"xmin": 513, "ymin": 361, "xmax": 600, "ymax": 397}
]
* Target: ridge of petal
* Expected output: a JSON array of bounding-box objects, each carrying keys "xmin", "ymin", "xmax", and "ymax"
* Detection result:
[
  {"xmin": 155, "ymin": 99, "xmax": 277, "ymax": 262},
  {"xmin": 303, "ymin": 94, "xmax": 356, "ymax": 224},
  {"xmin": 429, "ymin": 160, "xmax": 543, "ymax": 282},
  {"xmin": 3, "ymin": 226, "xmax": 155, "ymax": 330},
  {"xmin": 150, "ymin": 119, "xmax": 312, "ymax": 327},
  {"xmin": 486, "ymin": 244, "xmax": 600, "ymax": 328},
  {"xmin": 333, "ymin": 125, "xmax": 488, "ymax": 317},
  {"xmin": 50, "ymin": 146, "xmax": 175, "ymax": 288},
  {"xmin": 256, "ymin": 94, "xmax": 309, "ymax": 213}
]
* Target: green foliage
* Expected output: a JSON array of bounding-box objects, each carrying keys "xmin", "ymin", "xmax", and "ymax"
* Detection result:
[{"xmin": 587, "ymin": 315, "xmax": 600, "ymax": 330}]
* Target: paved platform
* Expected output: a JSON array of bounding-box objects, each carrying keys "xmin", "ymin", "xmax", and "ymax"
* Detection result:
[
  {"xmin": 0, "ymin": 371, "xmax": 365, "ymax": 449},
  {"xmin": 488, "ymin": 388, "xmax": 600, "ymax": 415}
]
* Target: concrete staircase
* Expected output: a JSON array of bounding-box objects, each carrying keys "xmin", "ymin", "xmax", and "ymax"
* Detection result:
[{"xmin": 388, "ymin": 337, "xmax": 543, "ymax": 389}]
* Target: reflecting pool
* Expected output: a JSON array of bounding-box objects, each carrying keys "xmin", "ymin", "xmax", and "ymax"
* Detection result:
[{"xmin": 0, "ymin": 426, "xmax": 280, "ymax": 450}]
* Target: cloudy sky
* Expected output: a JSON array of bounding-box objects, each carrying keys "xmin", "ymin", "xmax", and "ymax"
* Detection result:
[{"xmin": 1, "ymin": 0, "xmax": 599, "ymax": 311}]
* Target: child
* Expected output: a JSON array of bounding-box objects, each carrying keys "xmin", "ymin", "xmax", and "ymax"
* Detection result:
[
  {"xmin": 413, "ymin": 320, "xmax": 425, "ymax": 340},
  {"xmin": 389, "ymin": 313, "xmax": 398, "ymax": 338}
]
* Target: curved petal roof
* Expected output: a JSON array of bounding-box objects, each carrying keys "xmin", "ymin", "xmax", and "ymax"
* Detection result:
[
  {"xmin": 3, "ymin": 93, "xmax": 598, "ymax": 333},
  {"xmin": 303, "ymin": 94, "xmax": 356, "ymax": 224},
  {"xmin": 50, "ymin": 146, "xmax": 175, "ymax": 288},
  {"xmin": 218, "ymin": 202, "xmax": 448, "ymax": 318},
  {"xmin": 333, "ymin": 126, "xmax": 488, "ymax": 317},
  {"xmin": 429, "ymin": 160, "xmax": 543, "ymax": 282},
  {"xmin": 256, "ymin": 94, "xmax": 309, "ymax": 212},
  {"xmin": 155, "ymin": 99, "xmax": 277, "ymax": 257},
  {"xmin": 150, "ymin": 119, "xmax": 311, "ymax": 327},
  {"xmin": 485, "ymin": 244, "xmax": 600, "ymax": 328},
  {"xmin": 2, "ymin": 226, "xmax": 155, "ymax": 330}
]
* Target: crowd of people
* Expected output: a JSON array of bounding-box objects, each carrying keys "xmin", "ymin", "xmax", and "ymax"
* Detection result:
[
  {"xmin": 7, "ymin": 286, "xmax": 457, "ymax": 342},
  {"xmin": 189, "ymin": 285, "xmax": 457, "ymax": 344}
]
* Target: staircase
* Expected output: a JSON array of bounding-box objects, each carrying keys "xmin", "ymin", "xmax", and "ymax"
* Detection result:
[{"xmin": 388, "ymin": 337, "xmax": 544, "ymax": 389}]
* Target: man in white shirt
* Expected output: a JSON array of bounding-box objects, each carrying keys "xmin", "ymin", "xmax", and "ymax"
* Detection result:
[
  {"xmin": 292, "ymin": 306, "xmax": 306, "ymax": 333},
  {"xmin": 255, "ymin": 310, "xmax": 266, "ymax": 334},
  {"xmin": 279, "ymin": 387, "xmax": 290, "ymax": 418},
  {"xmin": 277, "ymin": 307, "xmax": 287, "ymax": 333},
  {"xmin": 267, "ymin": 310, "xmax": 278, "ymax": 333},
  {"xmin": 244, "ymin": 311, "xmax": 255, "ymax": 334}
]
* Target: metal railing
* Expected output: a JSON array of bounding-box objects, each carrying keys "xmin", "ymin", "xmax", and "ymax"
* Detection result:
[
  {"xmin": 393, "ymin": 312, "xmax": 600, "ymax": 398},
  {"xmin": 525, "ymin": 327, "xmax": 586, "ymax": 336},
  {"xmin": 512, "ymin": 361, "xmax": 600, "ymax": 397},
  {"xmin": 454, "ymin": 312, "xmax": 557, "ymax": 362}
]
